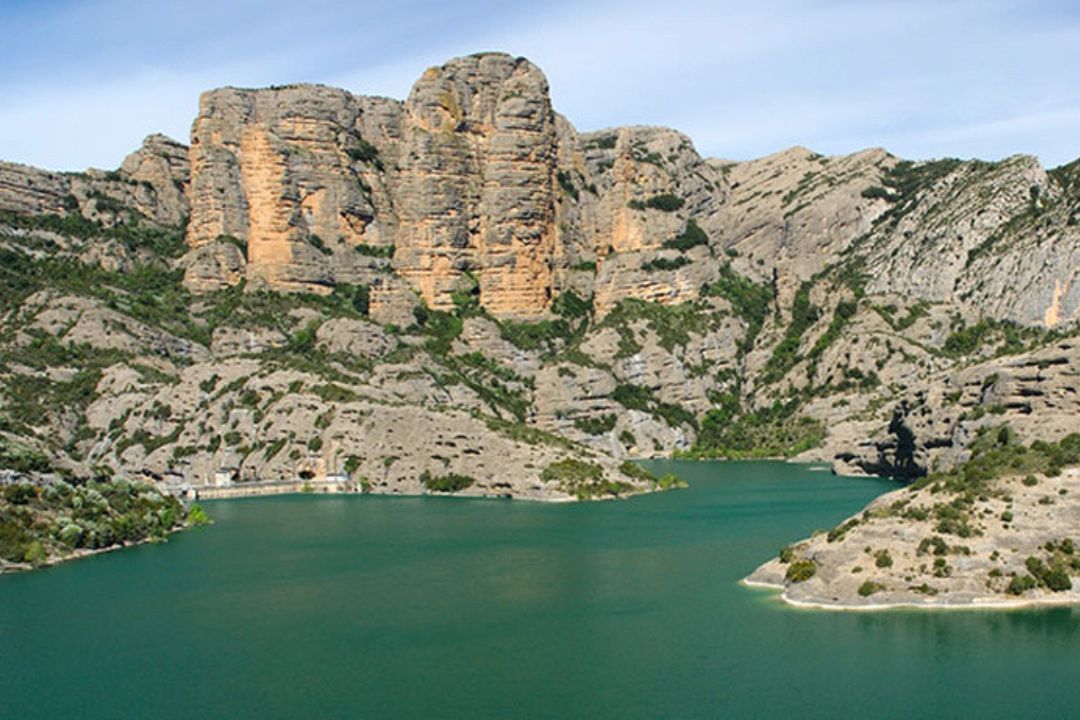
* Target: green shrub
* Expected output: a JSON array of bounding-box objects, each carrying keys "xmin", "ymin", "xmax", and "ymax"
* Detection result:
[
  {"xmin": 310, "ymin": 384, "xmax": 359, "ymax": 403},
  {"xmin": 333, "ymin": 283, "xmax": 371, "ymax": 315},
  {"xmin": 307, "ymin": 234, "xmax": 332, "ymax": 256},
  {"xmin": 353, "ymin": 243, "xmax": 394, "ymax": 259},
  {"xmin": 498, "ymin": 291, "xmax": 590, "ymax": 354},
  {"xmin": 693, "ymin": 400, "xmax": 824, "ymax": 459},
  {"xmin": 871, "ymin": 158, "xmax": 963, "ymax": 228},
  {"xmin": 785, "ymin": 559, "xmax": 816, "ymax": 583},
  {"xmin": 541, "ymin": 459, "xmax": 603, "ymax": 484},
  {"xmin": 618, "ymin": 461, "xmax": 656, "ymax": 483},
  {"xmin": 662, "ymin": 219, "xmax": 709, "ymax": 251},
  {"xmin": 917, "ymin": 536, "xmax": 950, "ymax": 556},
  {"xmin": 943, "ymin": 320, "xmax": 995, "ymax": 357},
  {"xmin": 827, "ymin": 518, "xmax": 859, "ymax": 543},
  {"xmin": 598, "ymin": 298, "xmax": 712, "ymax": 355},
  {"xmin": 760, "ymin": 280, "xmax": 819, "ymax": 384},
  {"xmin": 642, "ymin": 194, "xmax": 685, "ymax": 212},
  {"xmin": 1043, "ymin": 566, "xmax": 1073, "ymax": 592},
  {"xmin": 574, "ymin": 414, "xmax": 617, "ymax": 442},
  {"xmin": 1007, "ymin": 574, "xmax": 1037, "ymax": 595},
  {"xmin": 1025, "ymin": 555, "xmax": 1073, "ymax": 592},
  {"xmin": 641, "ymin": 256, "xmax": 690, "ymax": 272},
  {"xmin": 0, "ymin": 439, "xmax": 53, "ymax": 474},
  {"xmin": 874, "ymin": 549, "xmax": 894, "ymax": 568},
  {"xmin": 346, "ymin": 138, "xmax": 383, "ymax": 169},
  {"xmin": 186, "ymin": 504, "xmax": 211, "ymax": 526},
  {"xmin": 588, "ymin": 135, "xmax": 617, "ymax": 150},
  {"xmin": 420, "ymin": 472, "xmax": 475, "ymax": 493},
  {"xmin": 4, "ymin": 483, "xmax": 37, "ymax": 505},
  {"xmin": 23, "ymin": 540, "xmax": 47, "ymax": 566},
  {"xmin": 860, "ymin": 186, "xmax": 895, "ymax": 201},
  {"xmin": 655, "ymin": 473, "xmax": 686, "ymax": 491},
  {"xmin": 858, "ymin": 581, "xmax": 884, "ymax": 597}
]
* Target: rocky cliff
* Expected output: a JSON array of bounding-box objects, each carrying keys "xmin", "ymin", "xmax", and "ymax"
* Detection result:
[
  {"xmin": 180, "ymin": 54, "xmax": 734, "ymax": 321},
  {"xmin": 1, "ymin": 51, "xmax": 1080, "ymax": 508}
]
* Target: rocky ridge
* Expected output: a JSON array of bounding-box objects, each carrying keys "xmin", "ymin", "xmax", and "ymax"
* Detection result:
[{"xmin": 1, "ymin": 52, "xmax": 1079, "ymax": 529}]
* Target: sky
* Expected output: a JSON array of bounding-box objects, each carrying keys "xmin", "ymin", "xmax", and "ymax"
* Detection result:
[{"xmin": 1, "ymin": 0, "xmax": 1079, "ymax": 171}]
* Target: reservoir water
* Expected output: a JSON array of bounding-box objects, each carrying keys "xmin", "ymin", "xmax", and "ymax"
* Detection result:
[{"xmin": 3, "ymin": 460, "xmax": 1080, "ymax": 719}]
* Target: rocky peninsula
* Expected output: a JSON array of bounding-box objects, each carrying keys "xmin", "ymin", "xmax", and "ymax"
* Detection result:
[{"xmin": 747, "ymin": 430, "xmax": 1080, "ymax": 608}]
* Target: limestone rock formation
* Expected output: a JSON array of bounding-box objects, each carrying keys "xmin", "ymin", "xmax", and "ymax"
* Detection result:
[
  {"xmin": 0, "ymin": 134, "xmax": 189, "ymax": 226},
  {"xmin": 179, "ymin": 54, "xmax": 735, "ymax": 321},
  {"xmin": 2, "ymin": 50, "xmax": 1080, "ymax": 509}
]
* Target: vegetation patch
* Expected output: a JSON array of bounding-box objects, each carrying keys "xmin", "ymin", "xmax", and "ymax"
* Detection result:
[
  {"xmin": 760, "ymin": 280, "xmax": 819, "ymax": 384},
  {"xmin": 662, "ymin": 219, "xmax": 709, "ymax": 251},
  {"xmin": 862, "ymin": 158, "xmax": 964, "ymax": 228},
  {"xmin": 541, "ymin": 459, "xmax": 632, "ymax": 500},
  {"xmin": 499, "ymin": 291, "xmax": 592, "ymax": 354},
  {"xmin": 346, "ymin": 137, "xmax": 383, "ymax": 170},
  {"xmin": 785, "ymin": 559, "xmax": 817, "ymax": 583},
  {"xmin": 692, "ymin": 401, "xmax": 825, "ymax": 459},
  {"xmin": 612, "ymin": 383, "xmax": 696, "ymax": 430},
  {"xmin": 420, "ymin": 471, "xmax": 475, "ymax": 493},
  {"xmin": 573, "ymin": 414, "xmax": 616, "ymax": 435},
  {"xmin": 599, "ymin": 298, "xmax": 717, "ymax": 355},
  {"xmin": 858, "ymin": 580, "xmax": 885, "ymax": 597},
  {"xmin": 909, "ymin": 426, "xmax": 1080, "ymax": 495},
  {"xmin": 628, "ymin": 194, "xmax": 685, "ymax": 212},
  {"xmin": 702, "ymin": 265, "xmax": 774, "ymax": 354},
  {"xmin": 616, "ymin": 461, "xmax": 684, "ymax": 490},
  {"xmin": 641, "ymin": 256, "xmax": 690, "ymax": 272},
  {"xmin": 1, "ymin": 478, "xmax": 191, "ymax": 566}
]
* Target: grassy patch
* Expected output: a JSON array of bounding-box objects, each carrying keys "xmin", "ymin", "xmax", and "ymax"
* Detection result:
[{"xmin": 541, "ymin": 458, "xmax": 632, "ymax": 500}]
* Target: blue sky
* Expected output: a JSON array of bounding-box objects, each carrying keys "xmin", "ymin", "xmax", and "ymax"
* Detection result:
[{"xmin": 2, "ymin": 0, "xmax": 1079, "ymax": 170}]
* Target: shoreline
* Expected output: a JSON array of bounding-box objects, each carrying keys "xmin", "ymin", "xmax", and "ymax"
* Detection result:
[
  {"xmin": 664, "ymin": 454, "xmax": 881, "ymax": 480},
  {"xmin": 200, "ymin": 488, "xmax": 583, "ymax": 504},
  {"xmin": 740, "ymin": 577, "xmax": 1080, "ymax": 612},
  {"xmin": 0, "ymin": 526, "xmax": 192, "ymax": 577},
  {"xmin": 186, "ymin": 477, "xmax": 676, "ymax": 504},
  {"xmin": 3, "ymin": 480, "xmax": 663, "ymax": 576}
]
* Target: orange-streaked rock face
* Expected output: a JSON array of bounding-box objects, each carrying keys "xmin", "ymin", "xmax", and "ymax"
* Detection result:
[
  {"xmin": 185, "ymin": 84, "xmax": 391, "ymax": 294},
  {"xmin": 395, "ymin": 53, "xmax": 557, "ymax": 316},
  {"xmin": 178, "ymin": 52, "xmax": 1080, "ymax": 328},
  {"xmin": 183, "ymin": 56, "xmax": 566, "ymax": 315},
  {"xmin": 181, "ymin": 53, "xmax": 737, "ymax": 319},
  {"xmin": 239, "ymin": 124, "xmax": 296, "ymax": 289}
]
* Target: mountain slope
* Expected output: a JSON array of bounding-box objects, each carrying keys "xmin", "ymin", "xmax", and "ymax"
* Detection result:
[{"xmin": 1, "ymin": 51, "xmax": 1079, "ymax": 513}]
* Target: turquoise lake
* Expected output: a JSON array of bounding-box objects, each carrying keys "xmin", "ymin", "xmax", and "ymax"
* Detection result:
[{"xmin": 4, "ymin": 460, "xmax": 1080, "ymax": 719}]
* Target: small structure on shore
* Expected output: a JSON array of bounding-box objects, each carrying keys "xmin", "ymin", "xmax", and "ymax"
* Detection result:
[{"xmin": 213, "ymin": 467, "xmax": 238, "ymax": 488}]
